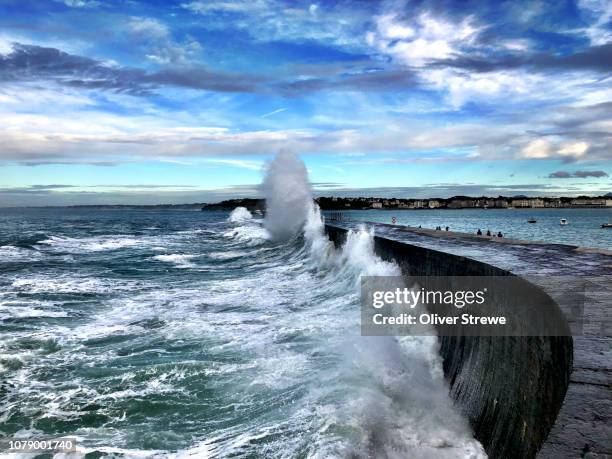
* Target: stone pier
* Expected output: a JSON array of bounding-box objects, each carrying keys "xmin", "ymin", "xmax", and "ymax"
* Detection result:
[{"xmin": 325, "ymin": 222, "xmax": 611, "ymax": 459}]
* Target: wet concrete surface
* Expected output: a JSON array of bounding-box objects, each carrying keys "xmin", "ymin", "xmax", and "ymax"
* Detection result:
[{"xmin": 327, "ymin": 221, "xmax": 611, "ymax": 458}]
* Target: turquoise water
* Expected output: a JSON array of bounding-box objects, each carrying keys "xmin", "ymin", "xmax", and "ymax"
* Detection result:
[
  {"xmin": 0, "ymin": 208, "xmax": 484, "ymax": 458},
  {"xmin": 330, "ymin": 208, "xmax": 612, "ymax": 250}
]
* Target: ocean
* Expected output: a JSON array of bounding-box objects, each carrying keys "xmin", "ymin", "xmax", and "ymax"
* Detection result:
[
  {"xmin": 0, "ymin": 206, "xmax": 485, "ymax": 458},
  {"xmin": 328, "ymin": 208, "xmax": 612, "ymax": 250}
]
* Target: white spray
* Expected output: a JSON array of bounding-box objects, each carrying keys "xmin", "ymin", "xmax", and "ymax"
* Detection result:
[
  {"xmin": 228, "ymin": 207, "xmax": 253, "ymax": 223},
  {"xmin": 226, "ymin": 150, "xmax": 485, "ymax": 457},
  {"xmin": 262, "ymin": 150, "xmax": 312, "ymax": 241}
]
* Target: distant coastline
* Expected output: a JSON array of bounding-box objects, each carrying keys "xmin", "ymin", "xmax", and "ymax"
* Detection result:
[{"xmin": 2, "ymin": 194, "xmax": 611, "ymax": 210}]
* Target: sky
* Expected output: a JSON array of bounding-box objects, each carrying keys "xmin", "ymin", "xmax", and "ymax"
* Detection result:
[{"xmin": 0, "ymin": 0, "xmax": 611, "ymax": 206}]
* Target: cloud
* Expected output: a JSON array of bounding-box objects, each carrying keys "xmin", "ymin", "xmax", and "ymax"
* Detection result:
[
  {"xmin": 0, "ymin": 43, "xmax": 264, "ymax": 95},
  {"xmin": 0, "ymin": 43, "xmax": 416, "ymax": 96},
  {"xmin": 368, "ymin": 12, "xmax": 483, "ymax": 67},
  {"xmin": 127, "ymin": 17, "xmax": 202, "ymax": 64},
  {"xmin": 203, "ymin": 159, "xmax": 263, "ymax": 170},
  {"xmin": 180, "ymin": 0, "xmax": 369, "ymax": 49},
  {"xmin": 519, "ymin": 137, "xmax": 598, "ymax": 161},
  {"xmin": 549, "ymin": 170, "xmax": 609, "ymax": 178},
  {"xmin": 279, "ymin": 68, "xmax": 419, "ymax": 94},
  {"xmin": 432, "ymin": 43, "xmax": 612, "ymax": 73},
  {"xmin": 521, "ymin": 139, "xmax": 552, "ymax": 159},
  {"xmin": 3, "ymin": 180, "xmax": 605, "ymax": 208},
  {"xmin": 558, "ymin": 141, "xmax": 589, "ymax": 158},
  {"xmin": 548, "ymin": 171, "xmax": 571, "ymax": 178},
  {"xmin": 576, "ymin": 0, "xmax": 612, "ymax": 46},
  {"xmin": 573, "ymin": 170, "xmax": 609, "ymax": 178},
  {"xmin": 61, "ymin": 0, "xmax": 100, "ymax": 8},
  {"xmin": 1, "ymin": 105, "xmax": 609, "ymax": 166},
  {"xmin": 312, "ymin": 183, "xmax": 602, "ymax": 199}
]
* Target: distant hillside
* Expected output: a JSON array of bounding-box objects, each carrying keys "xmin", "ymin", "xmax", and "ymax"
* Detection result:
[{"xmin": 201, "ymin": 198, "xmax": 264, "ymax": 212}]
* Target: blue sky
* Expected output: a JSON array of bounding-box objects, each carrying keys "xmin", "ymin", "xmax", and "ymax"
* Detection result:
[{"xmin": 0, "ymin": 0, "xmax": 610, "ymax": 205}]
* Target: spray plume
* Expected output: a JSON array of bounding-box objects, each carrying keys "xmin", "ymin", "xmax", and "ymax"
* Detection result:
[{"xmin": 262, "ymin": 150, "xmax": 312, "ymax": 241}]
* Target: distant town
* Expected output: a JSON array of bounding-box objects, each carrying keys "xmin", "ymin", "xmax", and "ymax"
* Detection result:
[
  {"xmin": 314, "ymin": 195, "xmax": 612, "ymax": 210},
  {"xmin": 10, "ymin": 194, "xmax": 611, "ymax": 210},
  {"xmin": 201, "ymin": 195, "xmax": 612, "ymax": 211}
]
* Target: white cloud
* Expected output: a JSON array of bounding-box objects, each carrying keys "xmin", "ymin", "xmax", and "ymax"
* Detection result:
[
  {"xmin": 502, "ymin": 39, "xmax": 530, "ymax": 52},
  {"xmin": 127, "ymin": 17, "xmax": 201, "ymax": 64},
  {"xmin": 204, "ymin": 159, "xmax": 263, "ymax": 170},
  {"xmin": 423, "ymin": 68, "xmax": 540, "ymax": 108},
  {"xmin": 128, "ymin": 17, "xmax": 170, "ymax": 39},
  {"xmin": 62, "ymin": 0, "xmax": 100, "ymax": 8},
  {"xmin": 558, "ymin": 141, "xmax": 589, "ymax": 158},
  {"xmin": 369, "ymin": 12, "xmax": 482, "ymax": 66},
  {"xmin": 181, "ymin": 0, "xmax": 367, "ymax": 49},
  {"xmin": 519, "ymin": 139, "xmax": 592, "ymax": 160},
  {"xmin": 375, "ymin": 14, "xmax": 415, "ymax": 40},
  {"xmin": 520, "ymin": 139, "xmax": 552, "ymax": 158},
  {"xmin": 577, "ymin": 0, "xmax": 612, "ymax": 45}
]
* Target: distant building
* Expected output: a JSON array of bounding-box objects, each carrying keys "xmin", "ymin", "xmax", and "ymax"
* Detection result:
[
  {"xmin": 412, "ymin": 200, "xmax": 426, "ymax": 209},
  {"xmin": 591, "ymin": 199, "xmax": 612, "ymax": 207},
  {"xmin": 571, "ymin": 198, "xmax": 612, "ymax": 207},
  {"xmin": 530, "ymin": 198, "xmax": 544, "ymax": 208},
  {"xmin": 448, "ymin": 199, "xmax": 475, "ymax": 208},
  {"xmin": 428, "ymin": 200, "xmax": 440, "ymax": 208},
  {"xmin": 545, "ymin": 199, "xmax": 562, "ymax": 208},
  {"xmin": 371, "ymin": 202, "xmax": 383, "ymax": 209},
  {"xmin": 511, "ymin": 199, "xmax": 530, "ymax": 208}
]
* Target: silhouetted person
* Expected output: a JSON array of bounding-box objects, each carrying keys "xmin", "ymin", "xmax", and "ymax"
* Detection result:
[
  {"xmin": 486, "ymin": 230, "xmax": 491, "ymax": 236},
  {"xmin": 497, "ymin": 231, "xmax": 503, "ymax": 238},
  {"xmin": 476, "ymin": 229, "xmax": 482, "ymax": 235},
  {"xmin": 445, "ymin": 226, "xmax": 449, "ymax": 231}
]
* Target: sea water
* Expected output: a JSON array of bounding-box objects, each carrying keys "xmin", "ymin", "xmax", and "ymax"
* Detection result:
[
  {"xmin": 0, "ymin": 205, "xmax": 486, "ymax": 458},
  {"xmin": 332, "ymin": 208, "xmax": 612, "ymax": 250}
]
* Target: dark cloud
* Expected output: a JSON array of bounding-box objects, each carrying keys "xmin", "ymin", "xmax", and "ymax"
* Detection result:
[
  {"xmin": 0, "ymin": 184, "xmax": 201, "ymax": 195},
  {"xmin": 548, "ymin": 171, "xmax": 571, "ymax": 178},
  {"xmin": 279, "ymin": 69, "xmax": 418, "ymax": 94},
  {"xmin": 0, "ymin": 43, "xmax": 421, "ymax": 96},
  {"xmin": 433, "ymin": 43, "xmax": 612, "ymax": 73},
  {"xmin": 0, "ymin": 185, "xmax": 75, "ymax": 194},
  {"xmin": 0, "ymin": 43, "xmax": 265, "ymax": 95},
  {"xmin": 572, "ymin": 170, "xmax": 609, "ymax": 178},
  {"xmin": 548, "ymin": 170, "xmax": 609, "ymax": 178}
]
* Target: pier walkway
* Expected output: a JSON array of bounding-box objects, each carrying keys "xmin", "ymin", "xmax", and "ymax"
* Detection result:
[{"xmin": 329, "ymin": 221, "xmax": 611, "ymax": 458}]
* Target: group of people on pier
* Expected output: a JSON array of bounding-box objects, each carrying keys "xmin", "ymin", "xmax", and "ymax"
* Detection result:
[{"xmin": 476, "ymin": 229, "xmax": 503, "ymax": 238}]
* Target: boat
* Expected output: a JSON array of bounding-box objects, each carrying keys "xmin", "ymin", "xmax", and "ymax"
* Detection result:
[
  {"xmin": 560, "ymin": 218, "xmax": 568, "ymax": 225},
  {"xmin": 602, "ymin": 223, "xmax": 612, "ymax": 228},
  {"xmin": 527, "ymin": 218, "xmax": 537, "ymax": 223}
]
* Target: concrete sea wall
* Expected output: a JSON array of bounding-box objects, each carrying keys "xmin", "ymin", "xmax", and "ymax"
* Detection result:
[{"xmin": 325, "ymin": 224, "xmax": 574, "ymax": 459}]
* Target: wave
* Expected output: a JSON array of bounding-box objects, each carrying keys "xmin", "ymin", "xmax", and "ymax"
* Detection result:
[
  {"xmin": 10, "ymin": 275, "xmax": 144, "ymax": 294},
  {"xmin": 228, "ymin": 206, "xmax": 253, "ymax": 223},
  {"xmin": 215, "ymin": 204, "xmax": 486, "ymax": 458},
  {"xmin": 0, "ymin": 245, "xmax": 44, "ymax": 262},
  {"xmin": 152, "ymin": 253, "xmax": 197, "ymax": 268},
  {"xmin": 37, "ymin": 235, "xmax": 141, "ymax": 253}
]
